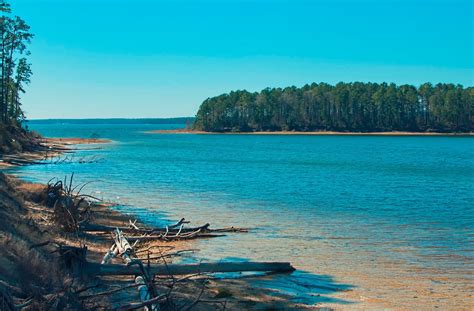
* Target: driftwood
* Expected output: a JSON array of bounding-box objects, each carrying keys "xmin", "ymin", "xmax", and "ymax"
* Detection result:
[
  {"xmin": 126, "ymin": 233, "xmax": 226, "ymax": 242},
  {"xmin": 113, "ymin": 228, "xmax": 134, "ymax": 264},
  {"xmin": 0, "ymin": 145, "xmax": 100, "ymax": 166},
  {"xmin": 88, "ymin": 261, "xmax": 295, "ymax": 276},
  {"xmin": 81, "ymin": 221, "xmax": 248, "ymax": 234},
  {"xmin": 81, "ymin": 223, "xmax": 208, "ymax": 234},
  {"xmin": 4, "ymin": 159, "xmax": 296, "ymax": 308},
  {"xmin": 107, "ymin": 229, "xmax": 160, "ymax": 311},
  {"xmin": 136, "ymin": 249, "xmax": 198, "ymax": 261},
  {"xmin": 93, "ymin": 227, "xmax": 294, "ymax": 309},
  {"xmin": 101, "ymin": 244, "xmax": 119, "ymax": 265},
  {"xmin": 85, "ymin": 217, "xmax": 245, "ymax": 242},
  {"xmin": 44, "ymin": 174, "xmax": 95, "ymax": 232},
  {"xmin": 102, "ymin": 218, "xmax": 189, "ymax": 233},
  {"xmin": 95, "ymin": 232, "xmax": 224, "ymax": 242}
]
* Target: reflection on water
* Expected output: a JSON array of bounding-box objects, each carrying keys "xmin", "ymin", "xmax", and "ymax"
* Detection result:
[{"xmin": 5, "ymin": 122, "xmax": 474, "ymax": 309}]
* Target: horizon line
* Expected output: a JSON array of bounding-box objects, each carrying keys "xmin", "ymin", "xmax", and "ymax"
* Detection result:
[{"xmin": 27, "ymin": 117, "xmax": 195, "ymax": 121}]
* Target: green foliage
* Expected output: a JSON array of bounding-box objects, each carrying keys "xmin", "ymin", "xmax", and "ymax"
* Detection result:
[
  {"xmin": 0, "ymin": 0, "xmax": 33, "ymax": 125},
  {"xmin": 193, "ymin": 83, "xmax": 473, "ymax": 132}
]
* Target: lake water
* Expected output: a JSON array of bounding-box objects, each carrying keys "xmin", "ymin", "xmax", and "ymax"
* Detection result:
[{"xmin": 6, "ymin": 121, "xmax": 474, "ymax": 309}]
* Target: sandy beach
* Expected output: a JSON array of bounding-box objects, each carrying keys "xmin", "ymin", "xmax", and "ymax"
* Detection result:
[
  {"xmin": 0, "ymin": 137, "xmax": 112, "ymax": 168},
  {"xmin": 0, "ymin": 137, "xmax": 314, "ymax": 310},
  {"xmin": 1, "ymin": 134, "xmax": 472, "ymax": 310},
  {"xmin": 1, "ymin": 0, "xmax": 471, "ymax": 309},
  {"xmin": 148, "ymin": 129, "xmax": 474, "ymax": 136}
]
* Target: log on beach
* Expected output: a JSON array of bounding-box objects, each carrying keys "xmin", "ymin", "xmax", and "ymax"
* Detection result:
[
  {"xmin": 87, "ymin": 261, "xmax": 295, "ymax": 276},
  {"xmin": 81, "ymin": 222, "xmax": 248, "ymax": 234},
  {"xmin": 126, "ymin": 233, "xmax": 226, "ymax": 241},
  {"xmin": 105, "ymin": 228, "xmax": 160, "ymax": 310},
  {"xmin": 93, "ymin": 232, "xmax": 226, "ymax": 242}
]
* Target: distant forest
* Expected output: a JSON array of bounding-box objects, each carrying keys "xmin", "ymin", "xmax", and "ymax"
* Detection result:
[{"xmin": 193, "ymin": 83, "xmax": 473, "ymax": 132}]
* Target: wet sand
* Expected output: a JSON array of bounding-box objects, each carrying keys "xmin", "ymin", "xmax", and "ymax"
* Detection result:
[
  {"xmin": 1, "ymin": 175, "xmax": 319, "ymax": 310},
  {"xmin": 43, "ymin": 137, "xmax": 112, "ymax": 145},
  {"xmin": 0, "ymin": 138, "xmax": 317, "ymax": 309},
  {"xmin": 0, "ymin": 137, "xmax": 111, "ymax": 168},
  {"xmin": 2, "ymin": 135, "xmax": 472, "ymax": 310}
]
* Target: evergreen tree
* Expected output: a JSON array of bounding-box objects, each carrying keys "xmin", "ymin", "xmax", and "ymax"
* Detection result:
[
  {"xmin": 0, "ymin": 1, "xmax": 33, "ymax": 125},
  {"xmin": 194, "ymin": 82, "xmax": 473, "ymax": 133}
]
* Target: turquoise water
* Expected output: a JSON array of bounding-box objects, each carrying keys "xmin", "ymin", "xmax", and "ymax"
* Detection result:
[{"xmin": 6, "ymin": 122, "xmax": 474, "ymax": 308}]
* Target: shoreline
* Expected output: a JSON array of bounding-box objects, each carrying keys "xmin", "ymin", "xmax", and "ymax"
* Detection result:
[
  {"xmin": 0, "ymin": 137, "xmax": 112, "ymax": 168},
  {"xmin": 3, "ymin": 133, "xmax": 472, "ymax": 310},
  {"xmin": 42, "ymin": 137, "xmax": 112, "ymax": 145},
  {"xmin": 147, "ymin": 129, "xmax": 474, "ymax": 136},
  {"xmin": 0, "ymin": 173, "xmax": 223, "ymax": 308},
  {"xmin": 0, "ymin": 137, "xmax": 309, "ymax": 310}
]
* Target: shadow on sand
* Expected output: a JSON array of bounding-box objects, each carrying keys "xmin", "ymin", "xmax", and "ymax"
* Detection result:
[{"xmin": 207, "ymin": 256, "xmax": 355, "ymax": 309}]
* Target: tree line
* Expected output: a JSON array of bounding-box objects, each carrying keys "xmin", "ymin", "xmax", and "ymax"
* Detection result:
[
  {"xmin": 193, "ymin": 82, "xmax": 473, "ymax": 132},
  {"xmin": 0, "ymin": 1, "xmax": 33, "ymax": 125}
]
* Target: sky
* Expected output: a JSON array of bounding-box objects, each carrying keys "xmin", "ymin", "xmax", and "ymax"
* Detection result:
[{"xmin": 11, "ymin": 0, "xmax": 474, "ymax": 119}]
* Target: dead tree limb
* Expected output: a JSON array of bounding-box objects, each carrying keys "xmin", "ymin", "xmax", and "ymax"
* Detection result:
[
  {"xmin": 88, "ymin": 261, "xmax": 295, "ymax": 276},
  {"xmin": 109, "ymin": 229, "xmax": 160, "ymax": 311},
  {"xmin": 125, "ymin": 233, "xmax": 225, "ymax": 242},
  {"xmin": 80, "ymin": 222, "xmax": 248, "ymax": 234}
]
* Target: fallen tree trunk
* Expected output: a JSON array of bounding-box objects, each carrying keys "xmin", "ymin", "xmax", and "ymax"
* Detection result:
[
  {"xmin": 94, "ymin": 233, "xmax": 225, "ymax": 242},
  {"xmin": 126, "ymin": 233, "xmax": 226, "ymax": 242},
  {"xmin": 104, "ymin": 228, "xmax": 160, "ymax": 310},
  {"xmin": 87, "ymin": 261, "xmax": 295, "ymax": 276},
  {"xmin": 80, "ymin": 218, "xmax": 248, "ymax": 234},
  {"xmin": 81, "ymin": 223, "xmax": 203, "ymax": 234},
  {"xmin": 81, "ymin": 223, "xmax": 247, "ymax": 234}
]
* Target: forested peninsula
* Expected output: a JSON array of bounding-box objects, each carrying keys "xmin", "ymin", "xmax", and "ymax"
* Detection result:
[
  {"xmin": 193, "ymin": 83, "xmax": 473, "ymax": 133},
  {"xmin": 0, "ymin": 1, "xmax": 35, "ymax": 153}
]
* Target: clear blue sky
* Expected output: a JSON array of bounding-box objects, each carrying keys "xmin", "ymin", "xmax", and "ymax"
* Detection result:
[{"xmin": 13, "ymin": 0, "xmax": 474, "ymax": 119}]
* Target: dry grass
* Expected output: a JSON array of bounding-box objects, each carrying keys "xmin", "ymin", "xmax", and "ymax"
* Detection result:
[
  {"xmin": 0, "ymin": 173, "xmax": 319, "ymax": 310},
  {"xmin": 0, "ymin": 174, "xmax": 97, "ymax": 310}
]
